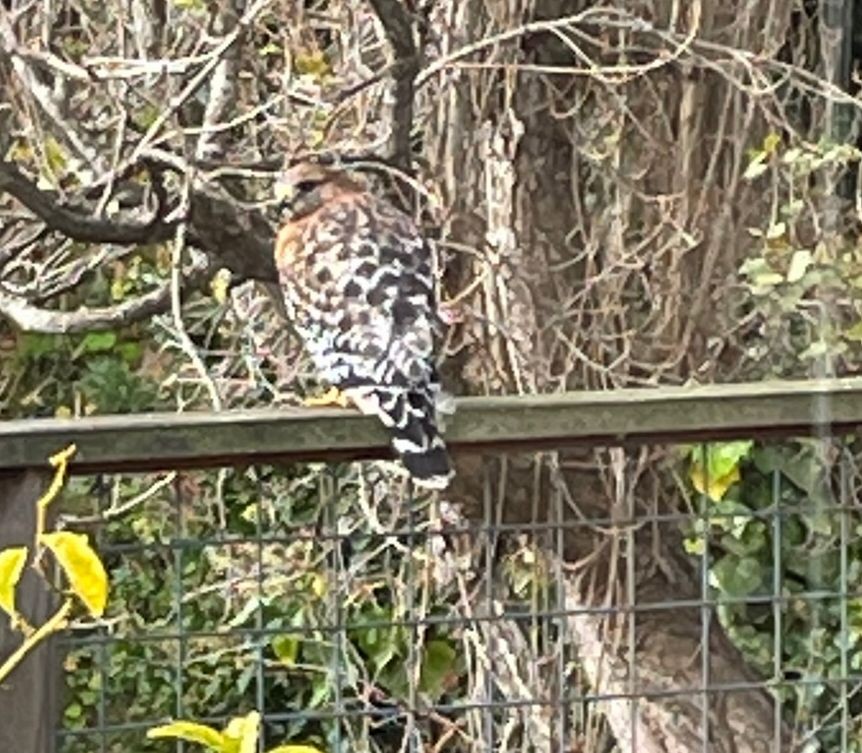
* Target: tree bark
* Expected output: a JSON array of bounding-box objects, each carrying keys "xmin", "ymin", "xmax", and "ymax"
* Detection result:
[{"xmin": 430, "ymin": 0, "xmax": 795, "ymax": 748}]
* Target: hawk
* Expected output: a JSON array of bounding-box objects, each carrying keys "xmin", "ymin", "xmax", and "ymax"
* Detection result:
[{"xmin": 273, "ymin": 161, "xmax": 453, "ymax": 490}]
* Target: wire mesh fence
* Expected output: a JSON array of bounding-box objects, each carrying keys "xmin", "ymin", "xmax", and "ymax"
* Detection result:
[{"xmin": 38, "ymin": 423, "xmax": 862, "ymax": 753}]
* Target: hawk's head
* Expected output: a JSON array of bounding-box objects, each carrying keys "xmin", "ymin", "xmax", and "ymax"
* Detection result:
[{"xmin": 274, "ymin": 161, "xmax": 361, "ymax": 220}]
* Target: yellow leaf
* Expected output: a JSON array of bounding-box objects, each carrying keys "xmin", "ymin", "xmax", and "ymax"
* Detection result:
[
  {"xmin": 40, "ymin": 532, "xmax": 108, "ymax": 617},
  {"xmin": 7, "ymin": 139, "xmax": 34, "ymax": 164},
  {"xmin": 223, "ymin": 711, "xmax": 259, "ymax": 753},
  {"xmin": 690, "ymin": 464, "xmax": 740, "ymax": 502},
  {"xmin": 0, "ymin": 547, "xmax": 28, "ymax": 618},
  {"xmin": 310, "ymin": 572, "xmax": 327, "ymax": 599},
  {"xmin": 210, "ymin": 268, "xmax": 232, "ymax": 304},
  {"xmin": 762, "ymin": 132, "xmax": 781, "ymax": 155},
  {"xmin": 294, "ymin": 51, "xmax": 331, "ymax": 79},
  {"xmin": 267, "ymin": 746, "xmax": 326, "ymax": 753},
  {"xmin": 43, "ymin": 136, "xmax": 68, "ymax": 176},
  {"xmin": 147, "ymin": 721, "xmax": 226, "ymax": 750}
]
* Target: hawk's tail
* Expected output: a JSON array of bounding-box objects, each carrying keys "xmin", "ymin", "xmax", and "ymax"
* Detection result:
[{"xmin": 350, "ymin": 386, "xmax": 454, "ymax": 489}]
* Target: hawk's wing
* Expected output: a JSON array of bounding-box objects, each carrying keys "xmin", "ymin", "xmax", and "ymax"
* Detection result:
[{"xmin": 276, "ymin": 191, "xmax": 452, "ymax": 489}]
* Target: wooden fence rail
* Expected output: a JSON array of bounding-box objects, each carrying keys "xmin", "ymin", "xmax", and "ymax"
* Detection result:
[
  {"xmin": 3, "ymin": 377, "xmax": 862, "ymax": 752},
  {"xmin": 2, "ymin": 378, "xmax": 862, "ymax": 473}
]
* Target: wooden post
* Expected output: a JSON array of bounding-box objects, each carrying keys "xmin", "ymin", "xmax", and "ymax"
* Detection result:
[{"xmin": 0, "ymin": 470, "xmax": 59, "ymax": 753}]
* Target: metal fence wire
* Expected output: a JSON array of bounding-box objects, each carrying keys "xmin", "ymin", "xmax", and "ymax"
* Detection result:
[{"xmin": 42, "ymin": 424, "xmax": 862, "ymax": 753}]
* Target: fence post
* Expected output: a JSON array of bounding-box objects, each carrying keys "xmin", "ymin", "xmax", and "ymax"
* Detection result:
[{"xmin": 0, "ymin": 470, "xmax": 60, "ymax": 753}]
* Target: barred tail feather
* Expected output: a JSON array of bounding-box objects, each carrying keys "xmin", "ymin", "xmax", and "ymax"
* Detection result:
[
  {"xmin": 400, "ymin": 446, "xmax": 452, "ymax": 489},
  {"xmin": 346, "ymin": 385, "xmax": 454, "ymax": 489}
]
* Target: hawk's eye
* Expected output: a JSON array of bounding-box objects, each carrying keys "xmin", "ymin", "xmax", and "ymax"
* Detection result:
[{"xmin": 295, "ymin": 178, "xmax": 322, "ymax": 196}]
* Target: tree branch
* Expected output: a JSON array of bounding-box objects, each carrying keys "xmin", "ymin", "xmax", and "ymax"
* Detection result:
[
  {"xmin": 0, "ymin": 160, "xmax": 279, "ymax": 284},
  {"xmin": 0, "ymin": 254, "xmax": 214, "ymax": 333},
  {"xmin": 0, "ymin": 162, "xmax": 175, "ymax": 246},
  {"xmin": 194, "ymin": 0, "xmax": 244, "ymax": 162},
  {"xmin": 0, "ymin": 281, "xmax": 176, "ymax": 334},
  {"xmin": 367, "ymin": 0, "xmax": 419, "ymax": 172}
]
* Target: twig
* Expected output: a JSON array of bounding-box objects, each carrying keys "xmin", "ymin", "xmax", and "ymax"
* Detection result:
[
  {"xmin": 124, "ymin": 0, "xmax": 273, "ymax": 169},
  {"xmin": 168, "ymin": 176, "xmax": 223, "ymax": 410},
  {"xmin": 0, "ymin": 599, "xmax": 73, "ymax": 685}
]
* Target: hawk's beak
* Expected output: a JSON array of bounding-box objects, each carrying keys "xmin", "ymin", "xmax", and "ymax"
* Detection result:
[{"xmin": 274, "ymin": 180, "xmax": 296, "ymax": 207}]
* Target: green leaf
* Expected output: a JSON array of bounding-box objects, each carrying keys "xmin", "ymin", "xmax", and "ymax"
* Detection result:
[
  {"xmin": 18, "ymin": 333, "xmax": 62, "ymax": 359},
  {"xmin": 267, "ymin": 746, "xmax": 326, "ymax": 753},
  {"xmin": 44, "ymin": 136, "xmax": 68, "ymax": 176},
  {"xmin": 271, "ymin": 634, "xmax": 301, "ymax": 667},
  {"xmin": 689, "ymin": 441, "xmax": 752, "ymax": 502},
  {"xmin": 690, "ymin": 441, "xmax": 752, "ymax": 479},
  {"xmin": 711, "ymin": 555, "xmax": 763, "ymax": 597},
  {"xmin": 147, "ymin": 721, "xmax": 226, "ymax": 750},
  {"xmin": 762, "ymin": 132, "xmax": 781, "ymax": 155},
  {"xmin": 116, "ymin": 342, "xmax": 143, "ymax": 364},
  {"xmin": 420, "ymin": 639, "xmax": 456, "ymax": 699},
  {"xmin": 294, "ymin": 51, "xmax": 331, "ymax": 78},
  {"xmin": 81, "ymin": 332, "xmax": 117, "ymax": 353}
]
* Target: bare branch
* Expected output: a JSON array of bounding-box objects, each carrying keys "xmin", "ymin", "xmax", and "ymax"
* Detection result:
[
  {"xmin": 122, "ymin": 0, "xmax": 274, "ymax": 170},
  {"xmin": 367, "ymin": 0, "xmax": 419, "ymax": 172},
  {"xmin": 0, "ymin": 161, "xmax": 175, "ymax": 245},
  {"xmin": 187, "ymin": 184, "xmax": 278, "ymax": 283},
  {"xmin": 0, "ymin": 252, "xmax": 212, "ymax": 333},
  {"xmin": 0, "ymin": 281, "xmax": 175, "ymax": 334},
  {"xmin": 0, "ymin": 161, "xmax": 278, "ymax": 284},
  {"xmin": 194, "ymin": 0, "xmax": 244, "ymax": 162},
  {"xmin": 0, "ymin": 8, "xmax": 106, "ymax": 172}
]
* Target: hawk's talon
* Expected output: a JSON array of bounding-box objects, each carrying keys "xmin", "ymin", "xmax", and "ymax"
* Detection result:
[{"xmin": 302, "ymin": 386, "xmax": 353, "ymax": 408}]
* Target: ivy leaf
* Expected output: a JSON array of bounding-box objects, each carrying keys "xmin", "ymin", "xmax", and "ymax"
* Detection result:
[
  {"xmin": 690, "ymin": 463, "xmax": 740, "ymax": 502},
  {"xmin": 272, "ymin": 634, "xmax": 301, "ymax": 667},
  {"xmin": 81, "ymin": 332, "xmax": 117, "ymax": 353},
  {"xmin": 267, "ymin": 746, "xmax": 326, "ymax": 753},
  {"xmin": 420, "ymin": 639, "xmax": 457, "ymax": 699},
  {"xmin": 710, "ymin": 555, "xmax": 763, "ymax": 597},
  {"xmin": 786, "ymin": 250, "xmax": 812, "ymax": 283},
  {"xmin": 40, "ymin": 532, "xmax": 108, "ymax": 617},
  {"xmin": 0, "ymin": 547, "xmax": 28, "ymax": 618},
  {"xmin": 689, "ymin": 441, "xmax": 753, "ymax": 502},
  {"xmin": 147, "ymin": 721, "xmax": 227, "ymax": 750},
  {"xmin": 695, "ymin": 441, "xmax": 753, "ymax": 479}
]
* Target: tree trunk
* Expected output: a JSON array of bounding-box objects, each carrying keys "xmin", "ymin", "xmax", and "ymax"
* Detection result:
[{"xmin": 428, "ymin": 0, "xmax": 795, "ymax": 748}]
